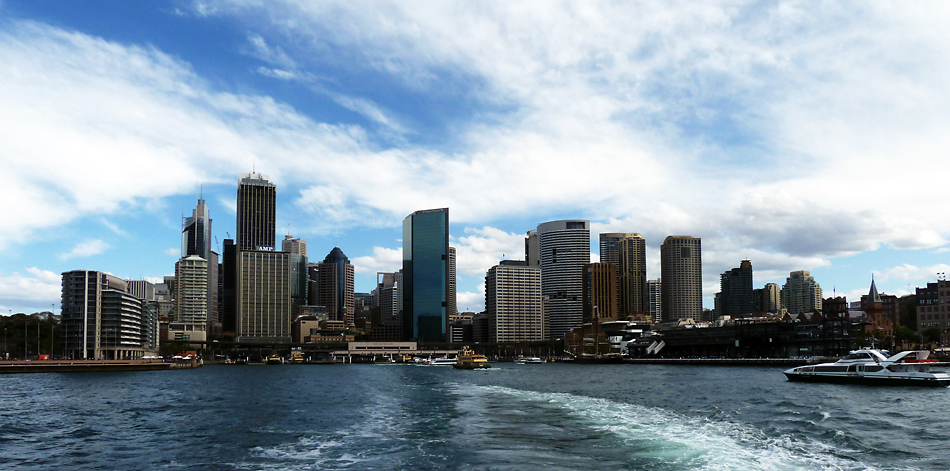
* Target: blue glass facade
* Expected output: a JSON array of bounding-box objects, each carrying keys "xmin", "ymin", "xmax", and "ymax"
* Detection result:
[{"xmin": 402, "ymin": 208, "xmax": 449, "ymax": 342}]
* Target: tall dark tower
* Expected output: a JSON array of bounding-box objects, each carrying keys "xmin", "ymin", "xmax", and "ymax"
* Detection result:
[
  {"xmin": 182, "ymin": 197, "xmax": 212, "ymax": 259},
  {"xmin": 719, "ymin": 260, "xmax": 753, "ymax": 317},
  {"xmin": 236, "ymin": 173, "xmax": 277, "ymax": 251},
  {"xmin": 402, "ymin": 208, "xmax": 450, "ymax": 343},
  {"xmin": 317, "ymin": 247, "xmax": 355, "ymax": 325}
]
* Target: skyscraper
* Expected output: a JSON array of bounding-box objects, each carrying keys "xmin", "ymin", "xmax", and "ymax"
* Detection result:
[
  {"xmin": 583, "ymin": 262, "xmax": 619, "ymax": 323},
  {"xmin": 525, "ymin": 230, "xmax": 539, "ymax": 267},
  {"xmin": 719, "ymin": 260, "xmax": 753, "ymax": 318},
  {"xmin": 618, "ymin": 233, "xmax": 647, "ymax": 316},
  {"xmin": 599, "ymin": 233, "xmax": 624, "ymax": 267},
  {"xmin": 781, "ymin": 270, "xmax": 822, "ymax": 315},
  {"xmin": 236, "ymin": 173, "xmax": 276, "ymax": 252},
  {"xmin": 281, "ymin": 234, "xmax": 307, "ymax": 257},
  {"xmin": 647, "ymin": 278, "xmax": 662, "ymax": 322},
  {"xmin": 182, "ymin": 197, "xmax": 211, "ymax": 260},
  {"xmin": 233, "ymin": 173, "xmax": 291, "ymax": 342},
  {"xmin": 485, "ymin": 260, "xmax": 543, "ymax": 342},
  {"xmin": 237, "ymin": 250, "xmax": 292, "ymax": 341},
  {"xmin": 171, "ymin": 255, "xmax": 209, "ymax": 342},
  {"xmin": 448, "ymin": 246, "xmax": 457, "ymax": 317},
  {"xmin": 755, "ymin": 282, "xmax": 781, "ymax": 314},
  {"xmin": 221, "ymin": 238, "xmax": 237, "ymax": 334},
  {"xmin": 402, "ymin": 208, "xmax": 450, "ymax": 343},
  {"xmin": 317, "ymin": 247, "xmax": 355, "ymax": 325},
  {"xmin": 182, "ymin": 197, "xmax": 219, "ymax": 337},
  {"xmin": 537, "ymin": 219, "xmax": 590, "ymax": 340},
  {"xmin": 660, "ymin": 236, "xmax": 703, "ymax": 322},
  {"xmin": 282, "ymin": 234, "xmax": 309, "ymax": 317}
]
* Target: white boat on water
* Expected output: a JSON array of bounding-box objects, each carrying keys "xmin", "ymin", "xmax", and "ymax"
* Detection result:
[
  {"xmin": 525, "ymin": 357, "xmax": 545, "ymax": 364},
  {"xmin": 429, "ymin": 356, "xmax": 457, "ymax": 366},
  {"xmin": 784, "ymin": 349, "xmax": 950, "ymax": 387}
]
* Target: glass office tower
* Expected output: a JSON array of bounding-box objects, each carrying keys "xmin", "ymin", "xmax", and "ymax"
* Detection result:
[{"xmin": 402, "ymin": 208, "xmax": 449, "ymax": 343}]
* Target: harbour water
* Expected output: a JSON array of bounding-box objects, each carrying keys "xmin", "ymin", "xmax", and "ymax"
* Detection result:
[{"xmin": 2, "ymin": 363, "xmax": 948, "ymax": 470}]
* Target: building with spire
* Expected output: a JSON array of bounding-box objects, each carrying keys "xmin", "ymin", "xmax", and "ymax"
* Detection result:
[
  {"xmin": 861, "ymin": 278, "xmax": 893, "ymax": 339},
  {"xmin": 281, "ymin": 234, "xmax": 307, "ymax": 257},
  {"xmin": 233, "ymin": 173, "xmax": 291, "ymax": 342},
  {"xmin": 181, "ymin": 196, "xmax": 219, "ymax": 338},
  {"xmin": 236, "ymin": 173, "xmax": 276, "ymax": 252}
]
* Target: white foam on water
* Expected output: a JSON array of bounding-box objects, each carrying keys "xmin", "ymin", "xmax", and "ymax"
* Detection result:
[{"xmin": 469, "ymin": 384, "xmax": 901, "ymax": 471}]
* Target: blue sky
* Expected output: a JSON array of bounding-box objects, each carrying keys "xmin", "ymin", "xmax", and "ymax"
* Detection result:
[{"xmin": 2, "ymin": 1, "xmax": 950, "ymax": 316}]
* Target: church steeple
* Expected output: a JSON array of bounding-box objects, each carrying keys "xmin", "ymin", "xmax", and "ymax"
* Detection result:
[{"xmin": 868, "ymin": 276, "xmax": 882, "ymax": 304}]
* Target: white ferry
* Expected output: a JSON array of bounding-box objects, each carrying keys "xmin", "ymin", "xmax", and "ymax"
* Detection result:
[{"xmin": 784, "ymin": 349, "xmax": 950, "ymax": 387}]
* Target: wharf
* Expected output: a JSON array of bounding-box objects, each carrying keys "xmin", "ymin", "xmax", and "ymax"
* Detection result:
[
  {"xmin": 0, "ymin": 359, "xmax": 202, "ymax": 374},
  {"xmin": 622, "ymin": 357, "xmax": 833, "ymax": 367}
]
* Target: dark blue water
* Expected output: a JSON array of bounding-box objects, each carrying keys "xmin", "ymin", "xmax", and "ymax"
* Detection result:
[{"xmin": 2, "ymin": 363, "xmax": 948, "ymax": 470}]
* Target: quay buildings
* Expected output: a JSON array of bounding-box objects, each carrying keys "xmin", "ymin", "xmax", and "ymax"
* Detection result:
[{"xmin": 61, "ymin": 270, "xmax": 158, "ymax": 359}]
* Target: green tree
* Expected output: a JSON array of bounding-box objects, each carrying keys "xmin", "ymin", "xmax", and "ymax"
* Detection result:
[
  {"xmin": 923, "ymin": 327, "xmax": 942, "ymax": 344},
  {"xmin": 894, "ymin": 326, "xmax": 920, "ymax": 345}
]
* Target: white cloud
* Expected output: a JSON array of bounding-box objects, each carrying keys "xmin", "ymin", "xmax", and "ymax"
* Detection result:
[
  {"xmin": 164, "ymin": 248, "xmax": 180, "ymax": 256},
  {"xmin": 100, "ymin": 218, "xmax": 129, "ymax": 237},
  {"xmin": 201, "ymin": 0, "xmax": 950, "ymax": 260},
  {"xmin": 452, "ymin": 227, "xmax": 526, "ymax": 276},
  {"xmin": 5, "ymin": 4, "xmax": 950, "ymax": 304},
  {"xmin": 246, "ymin": 33, "xmax": 296, "ymax": 69},
  {"xmin": 457, "ymin": 286, "xmax": 484, "ymax": 313},
  {"xmin": 0, "ymin": 268, "xmax": 62, "ymax": 313},
  {"xmin": 873, "ymin": 263, "xmax": 950, "ymax": 284},
  {"xmin": 351, "ymin": 246, "xmax": 403, "ymax": 274},
  {"xmin": 59, "ymin": 239, "xmax": 110, "ymax": 261}
]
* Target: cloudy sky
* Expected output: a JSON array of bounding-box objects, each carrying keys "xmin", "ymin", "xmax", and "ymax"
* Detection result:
[{"xmin": 2, "ymin": 1, "xmax": 950, "ymax": 316}]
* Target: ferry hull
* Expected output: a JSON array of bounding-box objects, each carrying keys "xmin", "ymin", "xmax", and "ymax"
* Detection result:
[{"xmin": 785, "ymin": 372, "xmax": 950, "ymax": 387}]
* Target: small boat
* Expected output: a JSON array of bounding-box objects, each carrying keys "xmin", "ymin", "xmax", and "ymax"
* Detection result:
[
  {"xmin": 266, "ymin": 355, "xmax": 283, "ymax": 365},
  {"xmin": 453, "ymin": 346, "xmax": 490, "ymax": 369},
  {"xmin": 514, "ymin": 356, "xmax": 527, "ymax": 364},
  {"xmin": 784, "ymin": 349, "xmax": 950, "ymax": 387},
  {"xmin": 429, "ymin": 356, "xmax": 457, "ymax": 366},
  {"xmin": 525, "ymin": 357, "xmax": 546, "ymax": 364}
]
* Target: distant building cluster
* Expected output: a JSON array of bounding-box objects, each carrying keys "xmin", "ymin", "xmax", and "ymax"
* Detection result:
[{"xmin": 57, "ymin": 173, "xmax": 950, "ymax": 358}]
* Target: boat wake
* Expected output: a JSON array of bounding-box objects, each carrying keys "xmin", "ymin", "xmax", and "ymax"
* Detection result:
[{"xmin": 463, "ymin": 384, "xmax": 903, "ymax": 471}]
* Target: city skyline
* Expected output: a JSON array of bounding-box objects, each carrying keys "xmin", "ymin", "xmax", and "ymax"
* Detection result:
[{"xmin": 4, "ymin": 2, "xmax": 950, "ymax": 316}]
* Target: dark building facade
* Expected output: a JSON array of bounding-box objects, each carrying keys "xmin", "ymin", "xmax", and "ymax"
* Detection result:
[
  {"xmin": 236, "ymin": 173, "xmax": 276, "ymax": 252},
  {"xmin": 719, "ymin": 260, "xmax": 753, "ymax": 317},
  {"xmin": 402, "ymin": 208, "xmax": 450, "ymax": 343},
  {"xmin": 317, "ymin": 247, "xmax": 355, "ymax": 325}
]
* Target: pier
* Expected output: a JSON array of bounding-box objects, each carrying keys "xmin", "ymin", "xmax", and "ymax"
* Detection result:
[{"xmin": 0, "ymin": 358, "xmax": 202, "ymax": 374}]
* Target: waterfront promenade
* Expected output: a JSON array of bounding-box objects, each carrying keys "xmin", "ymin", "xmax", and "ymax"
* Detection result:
[{"xmin": 0, "ymin": 358, "xmax": 201, "ymax": 374}]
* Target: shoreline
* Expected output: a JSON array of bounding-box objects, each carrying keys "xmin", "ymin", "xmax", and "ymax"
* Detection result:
[{"xmin": 0, "ymin": 359, "xmax": 202, "ymax": 374}]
